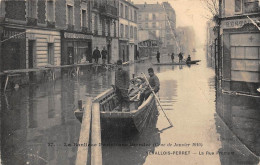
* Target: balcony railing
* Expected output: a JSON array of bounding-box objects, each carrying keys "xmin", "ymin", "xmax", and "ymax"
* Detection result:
[
  {"xmin": 27, "ymin": 17, "xmax": 37, "ymax": 26},
  {"xmin": 82, "ymin": 27, "xmax": 88, "ymax": 34},
  {"xmin": 100, "ymin": 4, "xmax": 118, "ymax": 18}
]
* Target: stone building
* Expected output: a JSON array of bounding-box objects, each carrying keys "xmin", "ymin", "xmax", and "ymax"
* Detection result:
[
  {"xmin": 136, "ymin": 2, "xmax": 177, "ymax": 54},
  {"xmin": 118, "ymin": 0, "xmax": 138, "ymax": 62},
  {"xmin": 90, "ymin": 0, "xmax": 119, "ymax": 64},
  {"xmin": 219, "ymin": 0, "xmax": 260, "ymax": 94},
  {"xmin": 0, "ymin": 0, "xmax": 62, "ymax": 71}
]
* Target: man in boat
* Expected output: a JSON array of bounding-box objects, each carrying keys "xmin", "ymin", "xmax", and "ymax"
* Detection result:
[
  {"xmin": 139, "ymin": 68, "xmax": 160, "ymax": 106},
  {"xmin": 186, "ymin": 55, "xmax": 191, "ymax": 62},
  {"xmin": 114, "ymin": 60, "xmax": 130, "ymax": 112}
]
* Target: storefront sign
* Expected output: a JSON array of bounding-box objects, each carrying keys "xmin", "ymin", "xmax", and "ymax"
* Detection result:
[
  {"xmin": 64, "ymin": 32, "xmax": 91, "ymax": 40},
  {"xmin": 2, "ymin": 28, "xmax": 25, "ymax": 39},
  {"xmin": 222, "ymin": 17, "xmax": 260, "ymax": 29}
]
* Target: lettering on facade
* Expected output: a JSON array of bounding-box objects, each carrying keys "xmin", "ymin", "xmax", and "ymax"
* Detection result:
[
  {"xmin": 222, "ymin": 17, "xmax": 260, "ymax": 29},
  {"xmin": 64, "ymin": 32, "xmax": 91, "ymax": 40},
  {"xmin": 2, "ymin": 29, "xmax": 25, "ymax": 39}
]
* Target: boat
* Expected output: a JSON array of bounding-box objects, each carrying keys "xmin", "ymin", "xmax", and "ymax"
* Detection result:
[
  {"xmin": 153, "ymin": 60, "xmax": 201, "ymax": 65},
  {"xmin": 74, "ymin": 88, "xmax": 158, "ymax": 133}
]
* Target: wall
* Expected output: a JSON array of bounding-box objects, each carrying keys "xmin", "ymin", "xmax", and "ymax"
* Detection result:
[{"xmin": 26, "ymin": 29, "xmax": 61, "ymax": 67}]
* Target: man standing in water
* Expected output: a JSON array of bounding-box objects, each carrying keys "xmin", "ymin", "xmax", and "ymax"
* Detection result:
[
  {"xmin": 139, "ymin": 68, "xmax": 160, "ymax": 106},
  {"xmin": 115, "ymin": 60, "xmax": 130, "ymax": 112}
]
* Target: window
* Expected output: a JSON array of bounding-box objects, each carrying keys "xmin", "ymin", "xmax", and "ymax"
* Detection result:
[
  {"xmin": 130, "ymin": 9, "xmax": 132, "ymax": 20},
  {"xmin": 125, "ymin": 6, "xmax": 128, "ymax": 19},
  {"xmin": 27, "ymin": 0, "xmax": 37, "ymax": 18},
  {"xmin": 235, "ymin": 0, "xmax": 242, "ymax": 13},
  {"xmin": 120, "ymin": 24, "xmax": 124, "ymax": 38},
  {"xmin": 114, "ymin": 22, "xmax": 117, "ymax": 37},
  {"xmin": 67, "ymin": 5, "xmax": 73, "ymax": 25},
  {"xmin": 153, "ymin": 14, "xmax": 156, "ymax": 20},
  {"xmin": 107, "ymin": 20, "xmax": 111, "ymax": 36},
  {"xmin": 145, "ymin": 23, "xmax": 148, "ymax": 28},
  {"xmin": 102, "ymin": 19, "xmax": 105, "ymax": 36},
  {"xmin": 125, "ymin": 25, "xmax": 128, "ymax": 38},
  {"xmin": 48, "ymin": 43, "xmax": 54, "ymax": 65},
  {"xmin": 134, "ymin": 27, "xmax": 137, "ymax": 40},
  {"xmin": 47, "ymin": 0, "xmax": 54, "ymax": 22},
  {"xmin": 82, "ymin": 10, "xmax": 87, "ymax": 27},
  {"xmin": 94, "ymin": 15, "xmax": 98, "ymax": 34},
  {"xmin": 134, "ymin": 10, "xmax": 137, "ymax": 22},
  {"xmin": 130, "ymin": 26, "xmax": 133, "ymax": 39},
  {"xmin": 120, "ymin": 3, "xmax": 124, "ymax": 17},
  {"xmin": 152, "ymin": 22, "xmax": 156, "ymax": 28}
]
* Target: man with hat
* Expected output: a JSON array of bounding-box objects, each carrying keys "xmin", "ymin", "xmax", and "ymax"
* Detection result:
[{"xmin": 114, "ymin": 60, "xmax": 130, "ymax": 111}]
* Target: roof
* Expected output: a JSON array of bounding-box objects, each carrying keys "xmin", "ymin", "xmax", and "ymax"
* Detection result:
[{"xmin": 135, "ymin": 3, "xmax": 164, "ymax": 12}]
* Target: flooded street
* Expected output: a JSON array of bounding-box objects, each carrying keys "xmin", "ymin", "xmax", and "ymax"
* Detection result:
[{"xmin": 1, "ymin": 49, "xmax": 260, "ymax": 165}]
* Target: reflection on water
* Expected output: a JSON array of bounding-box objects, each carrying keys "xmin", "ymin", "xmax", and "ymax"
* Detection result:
[
  {"xmin": 216, "ymin": 90, "xmax": 260, "ymax": 159},
  {"xmin": 1, "ymin": 52, "xmax": 260, "ymax": 165}
]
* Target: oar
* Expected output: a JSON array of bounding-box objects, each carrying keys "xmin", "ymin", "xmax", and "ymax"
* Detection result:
[{"xmin": 141, "ymin": 72, "xmax": 173, "ymax": 127}]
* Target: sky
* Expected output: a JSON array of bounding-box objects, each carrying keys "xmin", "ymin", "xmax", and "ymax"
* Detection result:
[{"xmin": 132, "ymin": 0, "xmax": 212, "ymax": 47}]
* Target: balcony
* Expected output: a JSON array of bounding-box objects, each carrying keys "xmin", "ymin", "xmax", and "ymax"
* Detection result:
[
  {"xmin": 100, "ymin": 4, "xmax": 118, "ymax": 19},
  {"xmin": 47, "ymin": 21, "xmax": 55, "ymax": 28},
  {"xmin": 27, "ymin": 17, "xmax": 37, "ymax": 26}
]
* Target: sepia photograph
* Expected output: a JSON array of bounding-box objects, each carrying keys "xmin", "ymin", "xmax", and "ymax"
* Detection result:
[{"xmin": 0, "ymin": 0, "xmax": 259, "ymax": 164}]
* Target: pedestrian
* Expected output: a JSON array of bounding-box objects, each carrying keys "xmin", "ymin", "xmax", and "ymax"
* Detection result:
[
  {"xmin": 93, "ymin": 47, "xmax": 101, "ymax": 64},
  {"xmin": 101, "ymin": 47, "xmax": 107, "ymax": 65},
  {"xmin": 171, "ymin": 53, "xmax": 175, "ymax": 63},
  {"xmin": 139, "ymin": 68, "xmax": 160, "ymax": 106},
  {"xmin": 186, "ymin": 55, "xmax": 191, "ymax": 62},
  {"xmin": 114, "ymin": 60, "xmax": 130, "ymax": 112},
  {"xmin": 136, "ymin": 50, "xmax": 140, "ymax": 60},
  {"xmin": 178, "ymin": 52, "xmax": 183, "ymax": 63},
  {"xmin": 156, "ymin": 51, "xmax": 160, "ymax": 63}
]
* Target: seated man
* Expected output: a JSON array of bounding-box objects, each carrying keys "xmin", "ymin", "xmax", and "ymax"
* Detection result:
[
  {"xmin": 139, "ymin": 68, "xmax": 160, "ymax": 106},
  {"xmin": 114, "ymin": 60, "xmax": 130, "ymax": 112}
]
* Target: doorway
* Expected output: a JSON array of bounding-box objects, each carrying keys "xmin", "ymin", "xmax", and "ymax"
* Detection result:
[
  {"xmin": 48, "ymin": 43, "xmax": 54, "ymax": 65},
  {"xmin": 107, "ymin": 44, "xmax": 111, "ymax": 64}
]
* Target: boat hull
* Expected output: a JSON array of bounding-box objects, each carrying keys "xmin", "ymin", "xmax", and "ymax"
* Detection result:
[
  {"xmin": 153, "ymin": 60, "xmax": 201, "ymax": 65},
  {"xmin": 74, "ymin": 89, "xmax": 158, "ymax": 134}
]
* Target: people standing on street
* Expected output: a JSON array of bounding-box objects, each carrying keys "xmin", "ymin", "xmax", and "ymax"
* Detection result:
[
  {"xmin": 139, "ymin": 68, "xmax": 160, "ymax": 106},
  {"xmin": 114, "ymin": 60, "xmax": 130, "ymax": 112},
  {"xmin": 101, "ymin": 47, "xmax": 107, "ymax": 65},
  {"xmin": 186, "ymin": 55, "xmax": 191, "ymax": 62},
  {"xmin": 178, "ymin": 52, "xmax": 183, "ymax": 63},
  {"xmin": 93, "ymin": 47, "xmax": 101, "ymax": 64},
  {"xmin": 156, "ymin": 51, "xmax": 160, "ymax": 63},
  {"xmin": 171, "ymin": 53, "xmax": 175, "ymax": 63}
]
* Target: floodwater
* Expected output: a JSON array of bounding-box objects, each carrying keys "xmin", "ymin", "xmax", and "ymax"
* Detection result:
[{"xmin": 1, "ymin": 49, "xmax": 259, "ymax": 165}]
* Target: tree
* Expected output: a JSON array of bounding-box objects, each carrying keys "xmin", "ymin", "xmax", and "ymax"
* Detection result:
[{"xmin": 201, "ymin": 0, "xmax": 219, "ymax": 23}]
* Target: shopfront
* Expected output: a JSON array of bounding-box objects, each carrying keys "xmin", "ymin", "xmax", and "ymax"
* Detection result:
[
  {"xmin": 1, "ymin": 27, "xmax": 26, "ymax": 71},
  {"xmin": 222, "ymin": 17, "xmax": 260, "ymax": 93},
  {"xmin": 61, "ymin": 31, "xmax": 92, "ymax": 65}
]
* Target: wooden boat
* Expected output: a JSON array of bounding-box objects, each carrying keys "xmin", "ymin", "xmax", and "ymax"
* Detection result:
[
  {"xmin": 153, "ymin": 60, "xmax": 201, "ymax": 65},
  {"xmin": 74, "ymin": 88, "xmax": 158, "ymax": 133}
]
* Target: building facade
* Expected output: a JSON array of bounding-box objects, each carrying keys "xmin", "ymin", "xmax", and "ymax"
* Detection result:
[
  {"xmin": 90, "ymin": 0, "xmax": 119, "ymax": 64},
  {"xmin": 136, "ymin": 2, "xmax": 177, "ymax": 54},
  {"xmin": 118, "ymin": 0, "xmax": 138, "ymax": 62},
  {"xmin": 219, "ymin": 0, "xmax": 260, "ymax": 94},
  {"xmin": 0, "ymin": 0, "xmax": 61, "ymax": 72}
]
